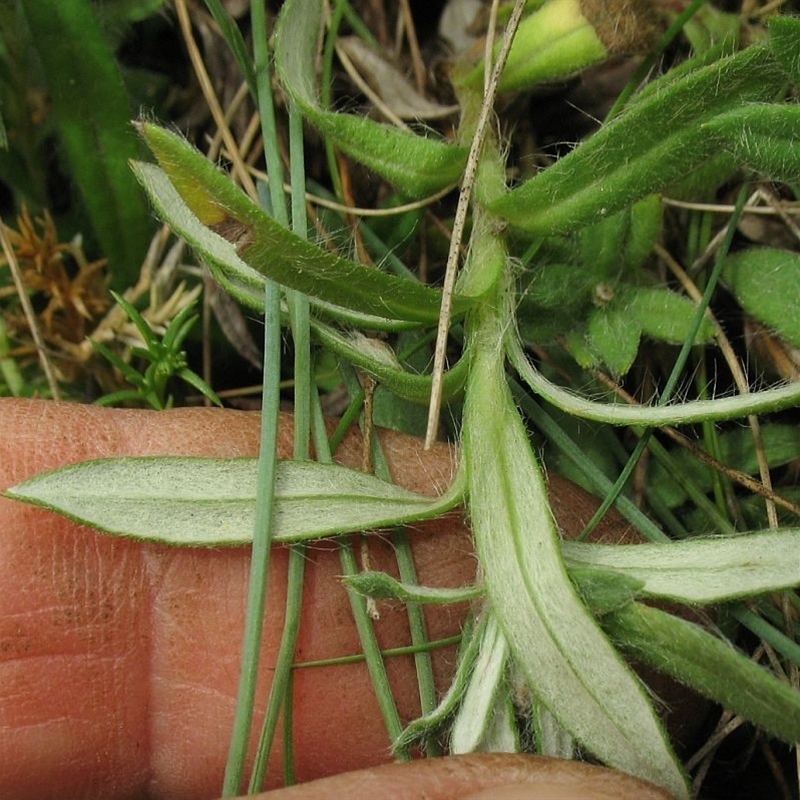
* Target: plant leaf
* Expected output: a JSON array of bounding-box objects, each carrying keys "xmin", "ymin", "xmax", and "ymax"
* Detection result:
[
  {"xmin": 564, "ymin": 529, "xmax": 800, "ymax": 604},
  {"xmin": 131, "ymin": 146, "xmax": 474, "ymax": 324},
  {"xmin": 723, "ymin": 247, "xmax": 800, "ymax": 348},
  {"xmin": 344, "ymin": 571, "xmax": 481, "ymax": 604},
  {"xmin": 767, "ymin": 15, "xmax": 800, "ymax": 84},
  {"xmin": 459, "ymin": 0, "xmax": 607, "ymax": 93},
  {"xmin": 273, "ymin": 0, "xmax": 467, "ymax": 197},
  {"xmin": 603, "ymin": 600, "xmax": 800, "ymax": 746},
  {"xmin": 309, "ymin": 318, "xmax": 469, "ymax": 405},
  {"xmin": 449, "ymin": 612, "xmax": 511, "ymax": 754},
  {"xmin": 703, "ymin": 103, "xmax": 800, "ymax": 185},
  {"xmin": 586, "ymin": 303, "xmax": 641, "ymax": 376},
  {"xmin": 5, "ymin": 458, "xmax": 463, "ymax": 546},
  {"xmin": 19, "ymin": 0, "xmax": 152, "ymax": 287},
  {"xmin": 628, "ymin": 287, "xmax": 716, "ymax": 345},
  {"xmin": 488, "ymin": 40, "xmax": 785, "ymax": 235},
  {"xmin": 464, "ymin": 300, "xmax": 687, "ymax": 798}
]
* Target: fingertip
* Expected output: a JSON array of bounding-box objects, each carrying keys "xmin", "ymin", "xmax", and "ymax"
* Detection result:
[{"xmin": 459, "ymin": 780, "xmax": 628, "ymax": 799}]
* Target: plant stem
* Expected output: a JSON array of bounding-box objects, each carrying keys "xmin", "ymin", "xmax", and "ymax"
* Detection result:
[{"xmin": 221, "ymin": 277, "xmax": 282, "ymax": 797}]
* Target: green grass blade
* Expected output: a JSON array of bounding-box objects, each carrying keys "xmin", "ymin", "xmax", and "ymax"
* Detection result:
[
  {"xmin": 203, "ymin": 0, "xmax": 256, "ymax": 97},
  {"xmin": 19, "ymin": 0, "xmax": 151, "ymax": 287}
]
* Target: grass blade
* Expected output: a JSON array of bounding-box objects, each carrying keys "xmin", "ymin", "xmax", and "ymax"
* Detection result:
[{"xmin": 19, "ymin": 0, "xmax": 151, "ymax": 287}]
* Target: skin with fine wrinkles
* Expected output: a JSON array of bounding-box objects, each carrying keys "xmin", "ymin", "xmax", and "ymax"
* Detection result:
[
  {"xmin": 243, "ymin": 752, "xmax": 674, "ymax": 799},
  {"xmin": 0, "ymin": 399, "xmax": 674, "ymax": 800}
]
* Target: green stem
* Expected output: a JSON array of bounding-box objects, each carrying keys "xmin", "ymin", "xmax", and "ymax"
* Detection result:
[
  {"xmin": 369, "ymin": 438, "xmax": 439, "ymax": 754},
  {"xmin": 221, "ymin": 278, "xmax": 282, "ymax": 797},
  {"xmin": 292, "ymin": 634, "xmax": 463, "ymax": 670},
  {"xmin": 734, "ymin": 604, "xmax": 800, "ymax": 667},
  {"xmin": 248, "ymin": 547, "xmax": 306, "ymax": 792},
  {"xmin": 253, "ymin": 2, "xmax": 289, "ymax": 229},
  {"xmin": 336, "ymin": 540, "xmax": 408, "ymax": 750},
  {"xmin": 249, "ymin": 94, "xmax": 313, "ymax": 790},
  {"xmin": 308, "ymin": 386, "xmax": 408, "ymax": 755},
  {"xmin": 224, "ymin": 8, "xmax": 294, "ymax": 793}
]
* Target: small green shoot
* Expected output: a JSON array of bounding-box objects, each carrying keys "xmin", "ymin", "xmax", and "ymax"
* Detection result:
[{"xmin": 92, "ymin": 291, "xmax": 221, "ymax": 410}]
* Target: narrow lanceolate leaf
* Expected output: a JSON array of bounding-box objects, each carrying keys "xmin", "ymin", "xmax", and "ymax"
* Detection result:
[
  {"xmin": 344, "ymin": 571, "xmax": 481, "ymax": 605},
  {"xmin": 463, "ymin": 299, "xmax": 688, "ymax": 799},
  {"xmin": 488, "ymin": 39, "xmax": 786, "ymax": 235},
  {"xmin": 309, "ymin": 318, "xmax": 469, "ymax": 405},
  {"xmin": 135, "ymin": 164, "xmax": 469, "ymax": 402},
  {"xmin": 703, "ymin": 104, "xmax": 800, "ymax": 185},
  {"xmin": 564, "ymin": 529, "xmax": 800, "ymax": 605},
  {"xmin": 768, "ymin": 16, "xmax": 800, "ymax": 84},
  {"xmin": 603, "ymin": 601, "xmax": 800, "ymax": 746},
  {"xmin": 449, "ymin": 612, "xmax": 511, "ymax": 754},
  {"xmin": 273, "ymin": 0, "xmax": 467, "ymax": 197},
  {"xmin": 131, "ymin": 144, "xmax": 473, "ymax": 324},
  {"xmin": 5, "ymin": 458, "xmax": 462, "ymax": 546},
  {"xmin": 20, "ymin": 0, "xmax": 152, "ymax": 288}
]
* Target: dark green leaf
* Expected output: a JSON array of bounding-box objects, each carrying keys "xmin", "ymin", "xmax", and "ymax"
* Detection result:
[
  {"xmin": 604, "ymin": 601, "xmax": 800, "ymax": 745},
  {"xmin": 628, "ymin": 287, "xmax": 715, "ymax": 345},
  {"xmin": 703, "ymin": 103, "xmax": 800, "ymax": 185},
  {"xmin": 768, "ymin": 16, "xmax": 800, "ymax": 84},
  {"xmin": 132, "ymin": 133, "xmax": 476, "ymax": 324},
  {"xmin": 273, "ymin": 0, "xmax": 468, "ymax": 197},
  {"xmin": 723, "ymin": 247, "xmax": 800, "ymax": 348},
  {"xmin": 488, "ymin": 41, "xmax": 785, "ymax": 235},
  {"xmin": 19, "ymin": 0, "xmax": 152, "ymax": 287},
  {"xmin": 587, "ymin": 304, "xmax": 641, "ymax": 376}
]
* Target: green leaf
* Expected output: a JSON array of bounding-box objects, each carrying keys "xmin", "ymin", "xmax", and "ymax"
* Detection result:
[
  {"xmin": 5, "ymin": 457, "xmax": 463, "ymax": 546},
  {"xmin": 569, "ymin": 568, "xmax": 645, "ymax": 616},
  {"xmin": 628, "ymin": 287, "xmax": 716, "ymax": 345},
  {"xmin": 603, "ymin": 601, "xmax": 800, "ymax": 746},
  {"xmin": 488, "ymin": 40, "xmax": 785, "ymax": 235},
  {"xmin": 463, "ymin": 297, "xmax": 687, "ymax": 798},
  {"xmin": 586, "ymin": 303, "xmax": 641, "ymax": 376},
  {"xmin": 703, "ymin": 103, "xmax": 800, "ymax": 184},
  {"xmin": 344, "ymin": 571, "xmax": 481, "ymax": 605},
  {"xmin": 459, "ymin": 0, "xmax": 607, "ymax": 93},
  {"xmin": 449, "ymin": 612, "xmax": 512, "ymax": 754},
  {"xmin": 308, "ymin": 319, "xmax": 469, "ymax": 405},
  {"xmin": 723, "ymin": 247, "xmax": 800, "ymax": 348},
  {"xmin": 202, "ymin": 0, "xmax": 256, "ymax": 97},
  {"xmin": 648, "ymin": 423, "xmax": 800, "ymax": 509},
  {"xmin": 565, "ymin": 529, "xmax": 800, "ymax": 604},
  {"xmin": 768, "ymin": 16, "xmax": 800, "ymax": 84},
  {"xmin": 273, "ymin": 0, "xmax": 467, "ymax": 197},
  {"xmin": 509, "ymin": 333, "xmax": 800, "ymax": 427},
  {"xmin": 19, "ymin": 0, "xmax": 152, "ymax": 288},
  {"xmin": 572, "ymin": 195, "xmax": 662, "ymax": 283},
  {"xmin": 624, "ymin": 195, "xmax": 663, "ymax": 270},
  {"xmin": 131, "ymin": 143, "xmax": 474, "ymax": 324}
]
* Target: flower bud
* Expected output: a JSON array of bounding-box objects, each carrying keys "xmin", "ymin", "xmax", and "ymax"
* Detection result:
[{"xmin": 460, "ymin": 0, "xmax": 663, "ymax": 93}]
